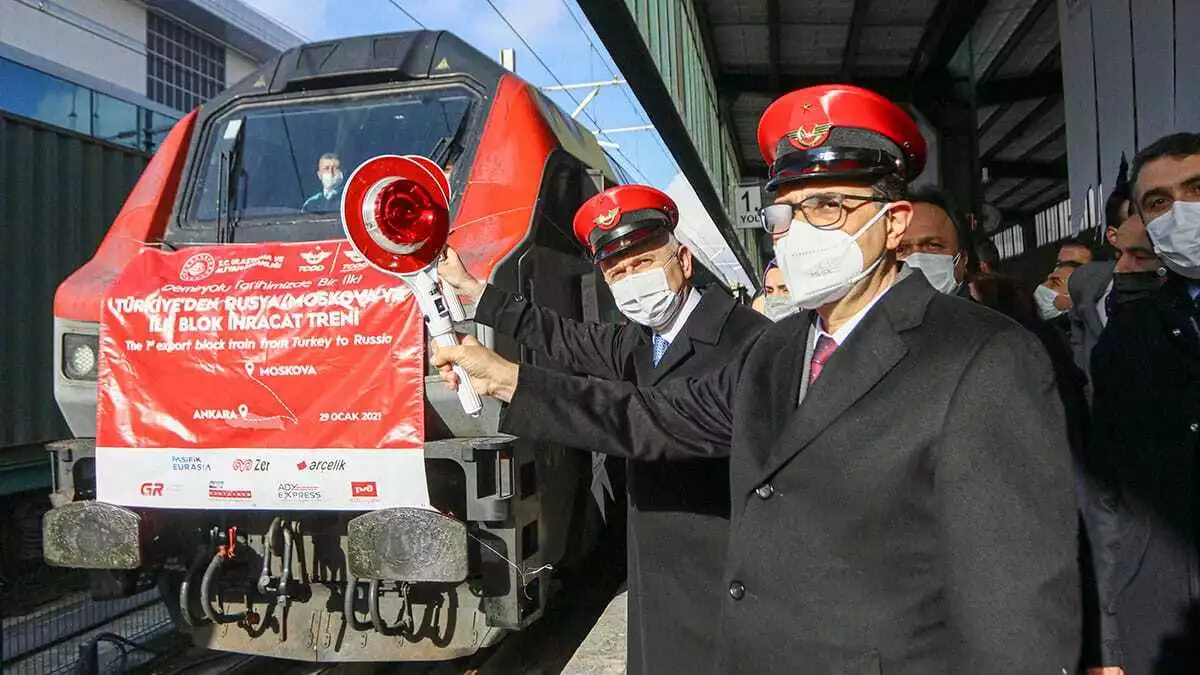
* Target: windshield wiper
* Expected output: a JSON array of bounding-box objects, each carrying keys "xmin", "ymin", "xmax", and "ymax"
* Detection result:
[
  {"xmin": 215, "ymin": 119, "xmax": 246, "ymax": 244},
  {"xmin": 430, "ymin": 107, "xmax": 472, "ymax": 168}
]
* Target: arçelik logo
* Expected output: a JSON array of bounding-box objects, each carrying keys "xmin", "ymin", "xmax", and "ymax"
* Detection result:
[{"xmin": 296, "ymin": 459, "xmax": 346, "ymax": 472}]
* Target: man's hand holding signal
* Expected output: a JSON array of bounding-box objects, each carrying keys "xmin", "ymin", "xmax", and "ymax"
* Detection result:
[{"xmin": 431, "ymin": 336, "xmax": 520, "ymax": 403}]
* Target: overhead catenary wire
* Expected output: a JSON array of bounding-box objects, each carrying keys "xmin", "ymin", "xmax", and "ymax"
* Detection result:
[
  {"xmin": 556, "ymin": 0, "xmax": 678, "ymax": 167},
  {"xmin": 386, "ymin": 0, "xmax": 427, "ymax": 30},
  {"xmin": 482, "ymin": 0, "xmax": 653, "ymax": 184}
]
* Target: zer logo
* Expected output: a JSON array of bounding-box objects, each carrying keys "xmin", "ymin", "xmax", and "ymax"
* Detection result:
[
  {"xmin": 139, "ymin": 482, "xmax": 164, "ymax": 496},
  {"xmin": 233, "ymin": 458, "xmax": 271, "ymax": 472},
  {"xmin": 351, "ymin": 481, "xmax": 378, "ymax": 498}
]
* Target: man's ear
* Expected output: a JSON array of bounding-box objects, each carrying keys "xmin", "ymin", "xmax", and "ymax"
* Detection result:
[
  {"xmin": 677, "ymin": 244, "xmax": 694, "ymax": 280},
  {"xmin": 884, "ymin": 200, "xmax": 913, "ymax": 250}
]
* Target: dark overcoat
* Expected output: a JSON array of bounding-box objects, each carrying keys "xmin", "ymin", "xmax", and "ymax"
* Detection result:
[
  {"xmin": 474, "ymin": 283, "xmax": 769, "ymax": 675},
  {"xmin": 1087, "ymin": 276, "xmax": 1200, "ymax": 675},
  {"xmin": 502, "ymin": 272, "xmax": 1082, "ymax": 675}
]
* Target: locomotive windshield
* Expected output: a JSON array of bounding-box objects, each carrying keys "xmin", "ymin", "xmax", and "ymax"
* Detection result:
[{"xmin": 182, "ymin": 85, "xmax": 475, "ymax": 238}]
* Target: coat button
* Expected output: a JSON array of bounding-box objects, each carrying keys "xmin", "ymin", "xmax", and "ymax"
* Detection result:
[
  {"xmin": 728, "ymin": 581, "xmax": 745, "ymax": 600},
  {"xmin": 754, "ymin": 483, "xmax": 774, "ymax": 499},
  {"xmin": 1190, "ymin": 423, "xmax": 1199, "ymax": 433}
]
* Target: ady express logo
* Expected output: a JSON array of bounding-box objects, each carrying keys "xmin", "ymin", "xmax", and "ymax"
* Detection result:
[
  {"xmin": 350, "ymin": 481, "xmax": 378, "ymax": 498},
  {"xmin": 276, "ymin": 482, "xmax": 322, "ymax": 501},
  {"xmin": 139, "ymin": 482, "xmax": 164, "ymax": 496},
  {"xmin": 296, "ymin": 459, "xmax": 346, "ymax": 472}
]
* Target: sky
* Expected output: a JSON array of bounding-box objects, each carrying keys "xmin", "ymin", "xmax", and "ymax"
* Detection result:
[{"xmin": 240, "ymin": 0, "xmax": 682, "ymax": 191}]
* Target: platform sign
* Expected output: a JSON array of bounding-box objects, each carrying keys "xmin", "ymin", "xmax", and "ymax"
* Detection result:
[
  {"xmin": 95, "ymin": 239, "xmax": 430, "ymax": 510},
  {"xmin": 733, "ymin": 184, "xmax": 763, "ymax": 229}
]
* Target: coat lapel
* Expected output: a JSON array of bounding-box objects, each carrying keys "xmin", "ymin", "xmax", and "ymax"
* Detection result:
[
  {"xmin": 754, "ymin": 274, "xmax": 928, "ymax": 485},
  {"xmin": 642, "ymin": 287, "xmax": 737, "ymax": 384}
]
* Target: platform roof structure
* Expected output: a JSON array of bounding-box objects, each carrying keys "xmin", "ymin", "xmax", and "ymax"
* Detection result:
[{"xmin": 579, "ymin": 0, "xmax": 1068, "ymax": 258}]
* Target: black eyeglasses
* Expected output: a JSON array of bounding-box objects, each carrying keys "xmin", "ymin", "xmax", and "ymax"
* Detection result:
[{"xmin": 760, "ymin": 192, "xmax": 886, "ymax": 234}]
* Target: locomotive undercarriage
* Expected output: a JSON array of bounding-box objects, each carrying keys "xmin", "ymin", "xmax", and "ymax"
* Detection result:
[{"xmin": 42, "ymin": 393, "xmax": 603, "ymax": 661}]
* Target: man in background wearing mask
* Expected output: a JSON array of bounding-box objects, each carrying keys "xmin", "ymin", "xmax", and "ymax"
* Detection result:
[
  {"xmin": 301, "ymin": 152, "xmax": 344, "ymax": 213},
  {"xmin": 898, "ymin": 186, "xmax": 975, "ymax": 298},
  {"xmin": 1070, "ymin": 160, "xmax": 1165, "ymax": 390},
  {"xmin": 1036, "ymin": 241, "xmax": 1092, "ymax": 325},
  {"xmin": 436, "ymin": 184, "xmax": 768, "ymax": 675},
  {"xmin": 1087, "ymin": 132, "xmax": 1200, "ymax": 675},
  {"xmin": 432, "ymin": 85, "xmax": 1080, "ymax": 674},
  {"xmin": 755, "ymin": 260, "xmax": 797, "ymax": 321}
]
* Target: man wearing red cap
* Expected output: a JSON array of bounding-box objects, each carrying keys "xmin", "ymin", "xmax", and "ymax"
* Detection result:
[
  {"xmin": 434, "ymin": 85, "xmax": 1080, "ymax": 673},
  {"xmin": 438, "ymin": 184, "xmax": 768, "ymax": 675}
]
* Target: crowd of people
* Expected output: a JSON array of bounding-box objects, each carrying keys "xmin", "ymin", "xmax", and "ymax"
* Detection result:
[{"xmin": 432, "ymin": 84, "xmax": 1199, "ymax": 674}]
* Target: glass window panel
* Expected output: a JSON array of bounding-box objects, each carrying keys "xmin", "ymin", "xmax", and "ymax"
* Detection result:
[
  {"xmin": 93, "ymin": 91, "xmax": 139, "ymax": 148},
  {"xmin": 0, "ymin": 57, "xmax": 89, "ymax": 133}
]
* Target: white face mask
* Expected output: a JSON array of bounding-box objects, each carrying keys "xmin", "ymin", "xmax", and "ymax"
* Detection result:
[
  {"xmin": 1147, "ymin": 201, "xmax": 1200, "ymax": 279},
  {"xmin": 320, "ymin": 170, "xmax": 344, "ymax": 192},
  {"xmin": 1033, "ymin": 284, "xmax": 1066, "ymax": 320},
  {"xmin": 763, "ymin": 295, "xmax": 799, "ymax": 322},
  {"xmin": 774, "ymin": 203, "xmax": 893, "ymax": 310},
  {"xmin": 904, "ymin": 252, "xmax": 962, "ymax": 295},
  {"xmin": 609, "ymin": 258, "xmax": 685, "ymax": 330}
]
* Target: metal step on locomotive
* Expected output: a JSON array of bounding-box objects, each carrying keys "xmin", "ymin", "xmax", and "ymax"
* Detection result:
[{"xmin": 40, "ymin": 30, "xmax": 630, "ymax": 663}]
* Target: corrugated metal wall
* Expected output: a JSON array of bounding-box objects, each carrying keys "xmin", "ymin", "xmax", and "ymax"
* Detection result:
[{"xmin": 0, "ymin": 112, "xmax": 149, "ymax": 449}]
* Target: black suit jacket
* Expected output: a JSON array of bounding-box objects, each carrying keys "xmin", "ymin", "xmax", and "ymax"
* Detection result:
[
  {"xmin": 1086, "ymin": 277, "xmax": 1200, "ymax": 675},
  {"xmin": 502, "ymin": 272, "xmax": 1081, "ymax": 674},
  {"xmin": 475, "ymin": 283, "xmax": 768, "ymax": 675}
]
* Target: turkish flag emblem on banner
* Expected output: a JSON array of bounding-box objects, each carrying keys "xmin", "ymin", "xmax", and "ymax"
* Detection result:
[{"xmin": 95, "ymin": 240, "xmax": 430, "ymax": 510}]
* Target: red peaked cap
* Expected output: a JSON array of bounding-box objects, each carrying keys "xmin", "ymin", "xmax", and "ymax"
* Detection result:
[
  {"xmin": 756, "ymin": 84, "xmax": 927, "ymax": 191},
  {"xmin": 573, "ymin": 185, "xmax": 679, "ymax": 263}
]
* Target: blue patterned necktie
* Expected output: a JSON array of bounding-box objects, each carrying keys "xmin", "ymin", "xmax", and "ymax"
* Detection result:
[{"xmin": 652, "ymin": 334, "xmax": 670, "ymax": 367}]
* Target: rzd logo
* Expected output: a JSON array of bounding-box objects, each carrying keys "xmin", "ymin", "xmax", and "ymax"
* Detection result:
[
  {"xmin": 140, "ymin": 482, "xmax": 164, "ymax": 496},
  {"xmin": 351, "ymin": 481, "xmax": 378, "ymax": 498}
]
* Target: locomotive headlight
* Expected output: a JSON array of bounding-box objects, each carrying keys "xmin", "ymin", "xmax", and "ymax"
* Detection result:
[{"xmin": 62, "ymin": 333, "xmax": 99, "ymax": 380}]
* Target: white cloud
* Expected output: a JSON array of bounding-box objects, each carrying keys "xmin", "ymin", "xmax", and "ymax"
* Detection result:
[{"xmin": 241, "ymin": 0, "xmax": 331, "ymax": 41}]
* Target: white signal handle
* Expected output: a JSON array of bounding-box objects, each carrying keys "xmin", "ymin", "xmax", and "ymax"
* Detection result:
[
  {"xmin": 441, "ymin": 281, "xmax": 468, "ymax": 322},
  {"xmin": 410, "ymin": 269, "xmax": 482, "ymax": 417}
]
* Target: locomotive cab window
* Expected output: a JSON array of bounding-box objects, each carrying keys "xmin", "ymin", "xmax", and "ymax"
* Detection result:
[{"xmin": 174, "ymin": 86, "xmax": 477, "ymax": 244}]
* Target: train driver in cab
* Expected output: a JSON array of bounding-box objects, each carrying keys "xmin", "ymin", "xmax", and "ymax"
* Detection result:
[
  {"xmin": 301, "ymin": 152, "xmax": 344, "ymax": 213},
  {"xmin": 433, "ymin": 84, "xmax": 1081, "ymax": 674},
  {"xmin": 437, "ymin": 184, "xmax": 769, "ymax": 675}
]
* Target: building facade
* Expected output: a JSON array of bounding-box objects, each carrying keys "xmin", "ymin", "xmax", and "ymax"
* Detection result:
[{"xmin": 0, "ymin": 0, "xmax": 302, "ymax": 153}]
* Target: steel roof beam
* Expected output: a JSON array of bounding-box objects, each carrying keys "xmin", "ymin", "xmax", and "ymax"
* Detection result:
[
  {"xmin": 840, "ymin": 0, "xmax": 872, "ymax": 81},
  {"xmin": 979, "ymin": 96, "xmax": 1062, "ymax": 163},
  {"xmin": 984, "ymin": 159, "xmax": 1068, "ymax": 180},
  {"xmin": 975, "ymin": 72, "xmax": 1064, "ymax": 106},
  {"xmin": 767, "ymin": 0, "xmax": 781, "ymax": 92},
  {"xmin": 979, "ymin": 0, "xmax": 1056, "ymax": 84},
  {"xmin": 907, "ymin": 0, "xmax": 990, "ymax": 81},
  {"xmin": 718, "ymin": 73, "xmax": 914, "ymax": 100}
]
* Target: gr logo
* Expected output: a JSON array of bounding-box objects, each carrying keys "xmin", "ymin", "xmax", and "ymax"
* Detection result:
[{"xmin": 140, "ymin": 482, "xmax": 164, "ymax": 496}]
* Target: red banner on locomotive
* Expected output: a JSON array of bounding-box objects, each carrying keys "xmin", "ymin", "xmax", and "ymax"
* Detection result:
[{"xmin": 95, "ymin": 240, "xmax": 428, "ymax": 510}]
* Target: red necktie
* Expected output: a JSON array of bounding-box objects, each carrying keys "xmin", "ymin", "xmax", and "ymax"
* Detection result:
[{"xmin": 809, "ymin": 334, "xmax": 838, "ymax": 385}]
